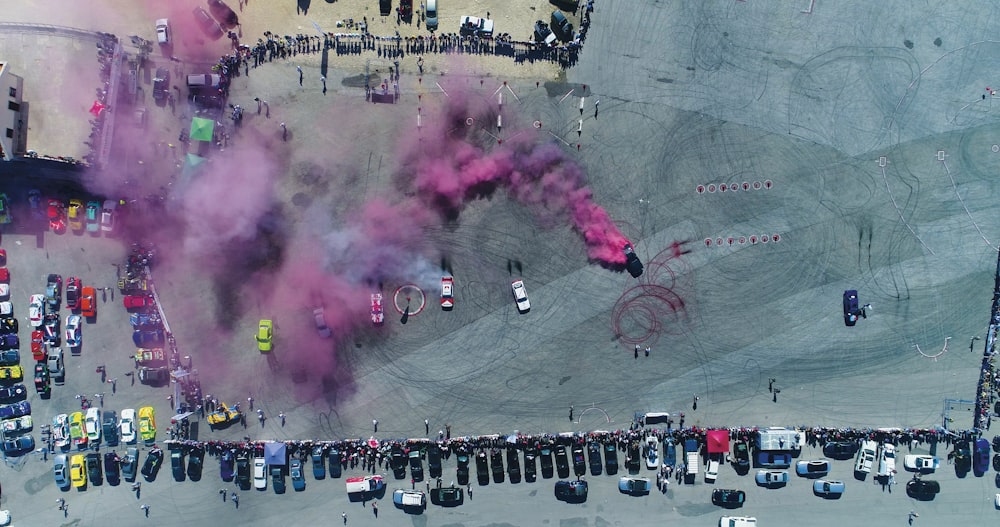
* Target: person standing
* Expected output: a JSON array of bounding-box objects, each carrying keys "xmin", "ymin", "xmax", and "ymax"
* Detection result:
[
  {"xmin": 569, "ymin": 406, "xmax": 574, "ymax": 421},
  {"xmin": 342, "ymin": 512, "xmax": 348, "ymax": 525},
  {"xmin": 297, "ymin": 66, "xmax": 303, "ymax": 86},
  {"xmin": 372, "ymin": 501, "xmax": 378, "ymax": 518},
  {"xmin": 424, "ymin": 419, "xmax": 429, "ymax": 434}
]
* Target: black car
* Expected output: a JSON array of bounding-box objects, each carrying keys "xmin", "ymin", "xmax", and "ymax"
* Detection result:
[
  {"xmin": 311, "ymin": 446, "xmax": 326, "ymax": 480},
  {"xmin": 271, "ymin": 466, "xmax": 285, "ymax": 494},
  {"xmin": 572, "ymin": 445, "xmax": 586, "ymax": 477},
  {"xmin": 554, "ymin": 480, "xmax": 588, "ymax": 503},
  {"xmin": 329, "ymin": 448, "xmax": 342, "ymax": 478},
  {"xmin": 0, "ymin": 318, "xmax": 16, "ymax": 335},
  {"xmin": 955, "ymin": 441, "xmax": 972, "ymax": 472},
  {"xmin": 476, "ymin": 451, "xmax": 490, "ymax": 485},
  {"xmin": 207, "ymin": 0, "xmax": 239, "ymax": 28},
  {"xmin": 152, "ymin": 68, "xmax": 170, "ymax": 102},
  {"xmin": 409, "ymin": 450, "xmax": 424, "ymax": 482},
  {"xmin": 428, "ymin": 445, "xmax": 443, "ymax": 479},
  {"xmin": 102, "ymin": 412, "xmax": 118, "ymax": 447},
  {"xmin": 539, "ymin": 447, "xmax": 554, "ymax": 479},
  {"xmin": 490, "ymin": 449, "xmax": 505, "ymax": 483},
  {"xmin": 624, "ymin": 244, "xmax": 644, "ymax": 277},
  {"xmin": 104, "ymin": 452, "xmax": 121, "ymax": 485},
  {"xmin": 533, "ymin": 20, "xmax": 556, "ymax": 46},
  {"xmin": 430, "ymin": 486, "xmax": 463, "ymax": 507},
  {"xmin": 122, "ymin": 448, "xmax": 139, "ymax": 482},
  {"xmin": 171, "ymin": 448, "xmax": 186, "ymax": 482},
  {"xmin": 192, "ymin": 7, "xmax": 223, "ymax": 38},
  {"xmin": 843, "ymin": 290, "xmax": 860, "ymax": 326},
  {"xmin": 732, "ymin": 441, "xmax": 751, "ymax": 473},
  {"xmin": 524, "ymin": 448, "xmax": 537, "ymax": 483},
  {"xmin": 379, "ymin": 0, "xmax": 392, "ymax": 16},
  {"xmin": 391, "ymin": 447, "xmax": 406, "ymax": 479},
  {"xmin": 86, "ymin": 452, "xmax": 103, "ymax": 486},
  {"xmin": 604, "ymin": 443, "xmax": 619, "ymax": 475},
  {"xmin": 235, "ymin": 454, "xmax": 251, "ymax": 489},
  {"xmin": 906, "ymin": 479, "xmax": 940, "ymax": 501},
  {"xmin": 33, "ymin": 364, "xmax": 49, "ymax": 396},
  {"xmin": 0, "ymin": 383, "xmax": 25, "ymax": 402},
  {"xmin": 555, "ymin": 446, "xmax": 570, "ymax": 479},
  {"xmin": 456, "ymin": 450, "xmax": 470, "ymax": 486},
  {"xmin": 507, "ymin": 447, "xmax": 521, "ymax": 483},
  {"xmin": 550, "ymin": 10, "xmax": 573, "ymax": 41},
  {"xmin": 626, "ymin": 442, "xmax": 641, "ymax": 473},
  {"xmin": 823, "ymin": 441, "xmax": 857, "ymax": 460},
  {"xmin": 712, "ymin": 488, "xmax": 745, "ymax": 508},
  {"xmin": 587, "ymin": 442, "xmax": 602, "ymax": 476},
  {"xmin": 220, "ymin": 450, "xmax": 235, "ymax": 481},
  {"xmin": 188, "ymin": 448, "xmax": 204, "ymax": 481}
]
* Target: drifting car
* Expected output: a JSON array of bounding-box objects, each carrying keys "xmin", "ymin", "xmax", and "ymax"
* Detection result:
[
  {"xmin": 903, "ymin": 455, "xmax": 939, "ymax": 472},
  {"xmin": 52, "ymin": 414, "xmax": 69, "ymax": 448},
  {"xmin": 71, "ymin": 454, "xmax": 86, "ymax": 488},
  {"xmin": 906, "ymin": 478, "xmax": 940, "ymax": 500},
  {"xmin": 69, "ymin": 411, "xmax": 87, "ymax": 448},
  {"xmin": 843, "ymin": 289, "xmax": 860, "ymax": 326},
  {"xmin": 141, "ymin": 446, "xmax": 163, "ymax": 480},
  {"xmin": 207, "ymin": 0, "xmax": 239, "ymax": 28},
  {"xmin": 256, "ymin": 319, "xmax": 273, "ymax": 352},
  {"xmin": 100, "ymin": 200, "xmax": 117, "ymax": 233},
  {"xmin": 813, "ymin": 479, "xmax": 845, "ymax": 497},
  {"xmin": 155, "ymin": 18, "xmax": 169, "ymax": 44},
  {"xmin": 0, "ymin": 401, "xmax": 30, "ymax": 419},
  {"xmin": 0, "ymin": 193, "xmax": 10, "ymax": 225},
  {"xmin": 313, "ymin": 307, "xmax": 332, "ymax": 338},
  {"xmin": 441, "ymin": 276, "xmax": 455, "ymax": 309},
  {"xmin": 65, "ymin": 277, "xmax": 81, "ymax": 310},
  {"xmin": 85, "ymin": 408, "xmax": 101, "ymax": 443},
  {"xmin": 123, "ymin": 294, "xmax": 154, "ymax": 311},
  {"xmin": 85, "ymin": 201, "xmax": 100, "ymax": 233},
  {"xmin": 64, "ymin": 315, "xmax": 81, "ymax": 349},
  {"xmin": 48, "ymin": 199, "xmax": 66, "ymax": 233},
  {"xmin": 192, "ymin": 6, "xmax": 224, "ymax": 38},
  {"xmin": 54, "ymin": 454, "xmax": 70, "ymax": 488},
  {"xmin": 644, "ymin": 435, "xmax": 659, "ymax": 470},
  {"xmin": 28, "ymin": 294, "xmax": 44, "ymax": 327},
  {"xmin": 618, "ymin": 476, "xmax": 652, "ymax": 495},
  {"xmin": 624, "ymin": 244, "xmax": 644, "ymax": 277},
  {"xmin": 511, "ymin": 279, "xmax": 530, "ymax": 313},
  {"xmin": 554, "ymin": 480, "xmax": 588, "ymax": 502},
  {"xmin": 291, "ymin": 458, "xmax": 305, "ymax": 491},
  {"xmin": 0, "ymin": 384, "xmax": 25, "ymax": 402},
  {"xmin": 0, "ymin": 366, "xmax": 22, "ymax": 382},
  {"xmin": 795, "ymin": 460, "xmax": 831, "ymax": 477},
  {"xmin": 370, "ymin": 293, "xmax": 384, "ymax": 325},
  {"xmin": 712, "ymin": 488, "xmax": 746, "ymax": 508},
  {"xmin": 67, "ymin": 199, "xmax": 84, "ymax": 231},
  {"xmin": 207, "ymin": 403, "xmax": 242, "ymax": 429},
  {"xmin": 121, "ymin": 447, "xmax": 139, "ymax": 482},
  {"xmin": 138, "ymin": 406, "xmax": 156, "ymax": 444},
  {"xmin": 755, "ymin": 470, "xmax": 789, "ymax": 487}
]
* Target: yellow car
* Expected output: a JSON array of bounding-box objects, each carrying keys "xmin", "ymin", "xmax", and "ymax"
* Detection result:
[
  {"xmin": 67, "ymin": 199, "xmax": 84, "ymax": 231},
  {"xmin": 138, "ymin": 406, "xmax": 155, "ymax": 444},
  {"xmin": 68, "ymin": 411, "xmax": 87, "ymax": 448},
  {"xmin": 70, "ymin": 454, "xmax": 86, "ymax": 488},
  {"xmin": 0, "ymin": 365, "xmax": 22, "ymax": 382},
  {"xmin": 256, "ymin": 319, "xmax": 273, "ymax": 353},
  {"xmin": 206, "ymin": 403, "xmax": 242, "ymax": 429}
]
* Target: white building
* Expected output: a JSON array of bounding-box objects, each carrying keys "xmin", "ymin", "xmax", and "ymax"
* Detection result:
[{"xmin": 0, "ymin": 62, "xmax": 25, "ymax": 161}]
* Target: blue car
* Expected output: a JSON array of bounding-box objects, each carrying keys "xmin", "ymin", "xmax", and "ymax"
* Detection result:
[
  {"xmin": 813, "ymin": 479, "xmax": 845, "ymax": 497},
  {"xmin": 663, "ymin": 439, "xmax": 676, "ymax": 468},
  {"xmin": 311, "ymin": 446, "xmax": 325, "ymax": 480},
  {"xmin": 975, "ymin": 438, "xmax": 991, "ymax": 475},
  {"xmin": 0, "ymin": 401, "xmax": 30, "ymax": 419},
  {"xmin": 290, "ymin": 459, "xmax": 305, "ymax": 491},
  {"xmin": 220, "ymin": 450, "xmax": 235, "ymax": 481},
  {"xmin": 132, "ymin": 329, "xmax": 165, "ymax": 347},
  {"xmin": 757, "ymin": 452, "xmax": 792, "ymax": 469},
  {"xmin": 755, "ymin": 470, "xmax": 789, "ymax": 487},
  {"xmin": 0, "ymin": 349, "xmax": 18, "ymax": 366},
  {"xmin": 0, "ymin": 334, "xmax": 17, "ymax": 351},
  {"xmin": 129, "ymin": 312, "xmax": 162, "ymax": 330}
]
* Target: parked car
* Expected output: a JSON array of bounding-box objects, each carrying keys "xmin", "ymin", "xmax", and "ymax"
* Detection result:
[
  {"xmin": 46, "ymin": 347, "xmax": 64, "ymax": 382},
  {"xmin": 490, "ymin": 449, "xmax": 504, "ymax": 483},
  {"xmin": 0, "ymin": 348, "xmax": 17, "ymax": 365},
  {"xmin": 813, "ymin": 479, "xmax": 845, "ymax": 497},
  {"xmin": 457, "ymin": 449, "xmax": 471, "ymax": 485},
  {"xmin": 757, "ymin": 452, "xmax": 791, "ymax": 469},
  {"xmin": 42, "ymin": 314, "xmax": 59, "ymax": 345},
  {"xmin": 428, "ymin": 445, "xmax": 443, "ymax": 479},
  {"xmin": 975, "ymin": 438, "xmax": 991, "ymax": 475},
  {"xmin": 120, "ymin": 408, "xmax": 137, "ymax": 444},
  {"xmin": 719, "ymin": 516, "xmax": 758, "ymax": 527},
  {"xmin": 33, "ymin": 363, "xmax": 49, "ymax": 396},
  {"xmin": 311, "ymin": 446, "xmax": 325, "ymax": 480},
  {"xmin": 394, "ymin": 488, "xmax": 428, "ymax": 508},
  {"xmin": 523, "ymin": 448, "xmax": 536, "ymax": 482},
  {"xmin": 0, "ymin": 384, "xmax": 25, "ymax": 402},
  {"xmin": 0, "ymin": 401, "xmax": 30, "ymax": 419},
  {"xmin": 48, "ymin": 199, "xmax": 66, "ymax": 233},
  {"xmin": 795, "ymin": 460, "xmax": 831, "ymax": 477},
  {"xmin": 587, "ymin": 442, "xmax": 603, "ymax": 476},
  {"xmin": 28, "ymin": 294, "xmax": 44, "ymax": 327},
  {"xmin": 618, "ymin": 476, "xmax": 651, "ymax": 495},
  {"xmin": 1, "ymin": 434, "xmax": 34, "ymax": 454},
  {"xmin": 138, "ymin": 406, "xmax": 156, "ymax": 444},
  {"xmin": 71, "ymin": 454, "xmax": 86, "ymax": 488},
  {"xmin": 906, "ymin": 478, "xmax": 940, "ymax": 500},
  {"xmin": 64, "ymin": 315, "xmax": 81, "ymax": 349},
  {"xmin": 554, "ymin": 445, "xmax": 569, "ymax": 479},
  {"xmin": 604, "ymin": 443, "xmax": 618, "ymax": 475},
  {"xmin": 328, "ymin": 448, "xmax": 342, "ymax": 478},
  {"xmin": 236, "ymin": 454, "xmax": 251, "ymax": 489},
  {"xmin": 824, "ymin": 440, "xmax": 858, "ymax": 460},
  {"xmin": 141, "ymin": 446, "xmax": 163, "ymax": 480},
  {"xmin": 132, "ymin": 328, "xmax": 165, "ymax": 347},
  {"xmin": 539, "ymin": 447, "xmax": 553, "ymax": 479},
  {"xmin": 754, "ymin": 470, "xmax": 789, "ymax": 487},
  {"xmin": 86, "ymin": 452, "xmax": 103, "ymax": 485},
  {"xmin": 459, "ymin": 15, "xmax": 494, "ymax": 36},
  {"xmin": 554, "ymin": 480, "xmax": 588, "ymax": 503},
  {"xmin": 571, "ymin": 445, "xmax": 586, "ymax": 477},
  {"xmin": 65, "ymin": 277, "xmax": 81, "ymax": 310},
  {"xmin": 290, "ymin": 459, "xmax": 305, "ymax": 491},
  {"xmin": 511, "ymin": 279, "xmax": 531, "ymax": 312},
  {"xmin": 644, "ymin": 436, "xmax": 659, "ymax": 470},
  {"xmin": 104, "ymin": 451, "xmax": 121, "ymax": 485},
  {"xmin": 508, "ymin": 447, "xmax": 522, "ymax": 483},
  {"xmin": 52, "ymin": 413, "xmax": 69, "ymax": 449},
  {"xmin": 85, "ymin": 201, "xmax": 100, "ymax": 233},
  {"xmin": 85, "ymin": 407, "xmax": 101, "ymax": 443},
  {"xmin": 219, "ymin": 450, "xmax": 235, "ymax": 482},
  {"xmin": 67, "ymin": 200, "xmax": 83, "ymax": 231},
  {"xmin": 253, "ymin": 457, "xmax": 267, "ymax": 490},
  {"xmin": 954, "ymin": 440, "xmax": 972, "ymax": 472},
  {"xmin": 903, "ymin": 455, "xmax": 939, "ymax": 473},
  {"xmin": 171, "ymin": 448, "xmax": 186, "ymax": 481},
  {"xmin": 101, "ymin": 412, "xmax": 118, "ymax": 447},
  {"xmin": 476, "ymin": 450, "xmax": 490, "ymax": 485},
  {"xmin": 54, "ymin": 454, "xmax": 70, "ymax": 488},
  {"xmin": 550, "ymin": 10, "xmax": 573, "ymax": 41},
  {"xmin": 121, "ymin": 447, "xmax": 139, "ymax": 481},
  {"xmin": 69, "ymin": 411, "xmax": 87, "ymax": 448},
  {"xmin": 533, "ymin": 20, "xmax": 557, "ymax": 46},
  {"xmin": 430, "ymin": 486, "xmax": 462, "ymax": 506},
  {"xmin": 409, "ymin": 449, "xmax": 424, "ymax": 482},
  {"xmin": 732, "ymin": 441, "xmax": 750, "ymax": 472},
  {"xmin": 123, "ymin": 295, "xmax": 153, "ymax": 311},
  {"xmin": 712, "ymin": 488, "xmax": 746, "ymax": 508},
  {"xmin": 843, "ymin": 289, "xmax": 860, "ymax": 326},
  {"xmin": 100, "ymin": 200, "xmax": 117, "ymax": 233}
]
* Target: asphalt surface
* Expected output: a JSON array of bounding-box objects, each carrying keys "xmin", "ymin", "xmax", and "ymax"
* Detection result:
[{"xmin": 3, "ymin": 0, "xmax": 1000, "ymax": 526}]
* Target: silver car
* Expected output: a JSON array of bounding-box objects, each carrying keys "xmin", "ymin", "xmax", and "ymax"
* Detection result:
[
  {"xmin": 754, "ymin": 470, "xmax": 789, "ymax": 487},
  {"xmin": 53, "ymin": 454, "xmax": 69, "ymax": 488}
]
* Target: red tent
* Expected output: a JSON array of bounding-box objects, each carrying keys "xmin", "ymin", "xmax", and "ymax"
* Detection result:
[
  {"xmin": 706, "ymin": 429, "xmax": 730, "ymax": 454},
  {"xmin": 89, "ymin": 101, "xmax": 106, "ymax": 117}
]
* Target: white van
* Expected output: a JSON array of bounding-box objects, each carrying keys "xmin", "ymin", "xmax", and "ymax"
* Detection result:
[
  {"xmin": 425, "ymin": 0, "xmax": 438, "ymax": 30},
  {"xmin": 855, "ymin": 440, "xmax": 877, "ymax": 473},
  {"xmin": 705, "ymin": 454, "xmax": 720, "ymax": 483},
  {"xmin": 877, "ymin": 443, "xmax": 896, "ymax": 477},
  {"xmin": 392, "ymin": 489, "xmax": 426, "ymax": 507}
]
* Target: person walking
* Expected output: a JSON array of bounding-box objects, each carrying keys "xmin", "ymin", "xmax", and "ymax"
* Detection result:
[
  {"xmin": 280, "ymin": 122, "xmax": 288, "ymax": 141},
  {"xmin": 297, "ymin": 66, "xmax": 303, "ymax": 86},
  {"xmin": 372, "ymin": 501, "xmax": 378, "ymax": 518},
  {"xmin": 140, "ymin": 504, "xmax": 150, "ymax": 517},
  {"xmin": 569, "ymin": 406, "xmax": 574, "ymax": 421},
  {"xmin": 342, "ymin": 512, "xmax": 348, "ymax": 524},
  {"xmin": 232, "ymin": 493, "xmax": 239, "ymax": 508},
  {"xmin": 373, "ymin": 419, "xmax": 379, "ymax": 433},
  {"xmin": 321, "ymin": 76, "xmax": 327, "ymax": 95},
  {"xmin": 219, "ymin": 488, "xmax": 227, "ymax": 502},
  {"xmin": 644, "ymin": 346, "xmax": 650, "ymax": 357}
]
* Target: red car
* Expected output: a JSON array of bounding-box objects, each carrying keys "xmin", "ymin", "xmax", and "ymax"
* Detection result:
[
  {"xmin": 122, "ymin": 295, "xmax": 153, "ymax": 311},
  {"xmin": 47, "ymin": 199, "xmax": 66, "ymax": 234},
  {"xmin": 31, "ymin": 330, "xmax": 44, "ymax": 361},
  {"xmin": 0, "ymin": 249, "xmax": 6, "ymax": 267},
  {"xmin": 65, "ymin": 277, "xmax": 81, "ymax": 310},
  {"xmin": 0, "ymin": 268, "xmax": 8, "ymax": 284}
]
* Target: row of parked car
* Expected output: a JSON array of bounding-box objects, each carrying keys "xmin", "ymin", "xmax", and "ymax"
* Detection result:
[
  {"xmin": 54, "ymin": 443, "xmax": 170, "ymax": 490},
  {"xmin": 51, "ymin": 407, "xmax": 158, "ymax": 489},
  {"xmin": 0, "ymin": 257, "xmax": 39, "ymax": 455},
  {"xmin": 32, "ymin": 193, "xmax": 118, "ymax": 236}
]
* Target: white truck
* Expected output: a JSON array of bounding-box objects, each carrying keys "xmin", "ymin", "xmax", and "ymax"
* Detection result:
[
  {"xmin": 705, "ymin": 454, "xmax": 720, "ymax": 483},
  {"xmin": 855, "ymin": 440, "xmax": 877, "ymax": 474},
  {"xmin": 684, "ymin": 439, "xmax": 699, "ymax": 481},
  {"xmin": 755, "ymin": 427, "xmax": 804, "ymax": 452},
  {"xmin": 460, "ymin": 16, "xmax": 494, "ymax": 36}
]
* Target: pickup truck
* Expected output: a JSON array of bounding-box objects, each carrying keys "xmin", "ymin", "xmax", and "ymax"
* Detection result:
[{"xmin": 460, "ymin": 16, "xmax": 494, "ymax": 36}]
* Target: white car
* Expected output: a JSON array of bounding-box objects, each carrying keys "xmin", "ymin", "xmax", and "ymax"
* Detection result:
[
  {"xmin": 644, "ymin": 435, "xmax": 659, "ymax": 469},
  {"xmin": 511, "ymin": 280, "xmax": 530, "ymax": 313},
  {"xmin": 878, "ymin": 443, "xmax": 896, "ymax": 477},
  {"xmin": 0, "ymin": 284, "xmax": 8, "ymax": 302},
  {"xmin": 119, "ymin": 408, "xmax": 136, "ymax": 444},
  {"xmin": 313, "ymin": 307, "xmax": 332, "ymax": 338},
  {"xmin": 155, "ymin": 19, "xmax": 169, "ymax": 44},
  {"xmin": 52, "ymin": 414, "xmax": 70, "ymax": 448},
  {"xmin": 370, "ymin": 293, "xmax": 384, "ymax": 325},
  {"xmin": 28, "ymin": 294, "xmax": 44, "ymax": 327},
  {"xmin": 441, "ymin": 276, "xmax": 455, "ymax": 309},
  {"xmin": 720, "ymin": 517, "xmax": 757, "ymax": 527},
  {"xmin": 903, "ymin": 454, "xmax": 939, "ymax": 472},
  {"xmin": 254, "ymin": 457, "xmax": 267, "ymax": 490},
  {"xmin": 100, "ymin": 200, "xmax": 117, "ymax": 233},
  {"xmin": 755, "ymin": 470, "xmax": 789, "ymax": 486},
  {"xmin": 64, "ymin": 315, "xmax": 81, "ymax": 349},
  {"xmin": 460, "ymin": 15, "xmax": 494, "ymax": 36},
  {"xmin": 85, "ymin": 407, "xmax": 101, "ymax": 442}
]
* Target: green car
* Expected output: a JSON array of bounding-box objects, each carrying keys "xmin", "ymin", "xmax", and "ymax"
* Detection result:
[
  {"xmin": 0, "ymin": 193, "xmax": 10, "ymax": 224},
  {"xmin": 256, "ymin": 320, "xmax": 273, "ymax": 352},
  {"xmin": 85, "ymin": 201, "xmax": 100, "ymax": 233}
]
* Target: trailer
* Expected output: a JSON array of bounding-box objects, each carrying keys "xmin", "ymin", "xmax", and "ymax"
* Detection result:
[
  {"xmin": 755, "ymin": 427, "xmax": 804, "ymax": 452},
  {"xmin": 684, "ymin": 439, "xmax": 699, "ymax": 483}
]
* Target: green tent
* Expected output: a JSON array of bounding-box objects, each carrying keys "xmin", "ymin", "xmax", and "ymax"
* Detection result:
[{"xmin": 189, "ymin": 117, "xmax": 215, "ymax": 142}]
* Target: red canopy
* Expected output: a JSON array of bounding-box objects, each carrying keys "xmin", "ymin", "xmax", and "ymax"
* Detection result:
[
  {"xmin": 89, "ymin": 101, "xmax": 106, "ymax": 117},
  {"xmin": 706, "ymin": 429, "xmax": 730, "ymax": 454}
]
